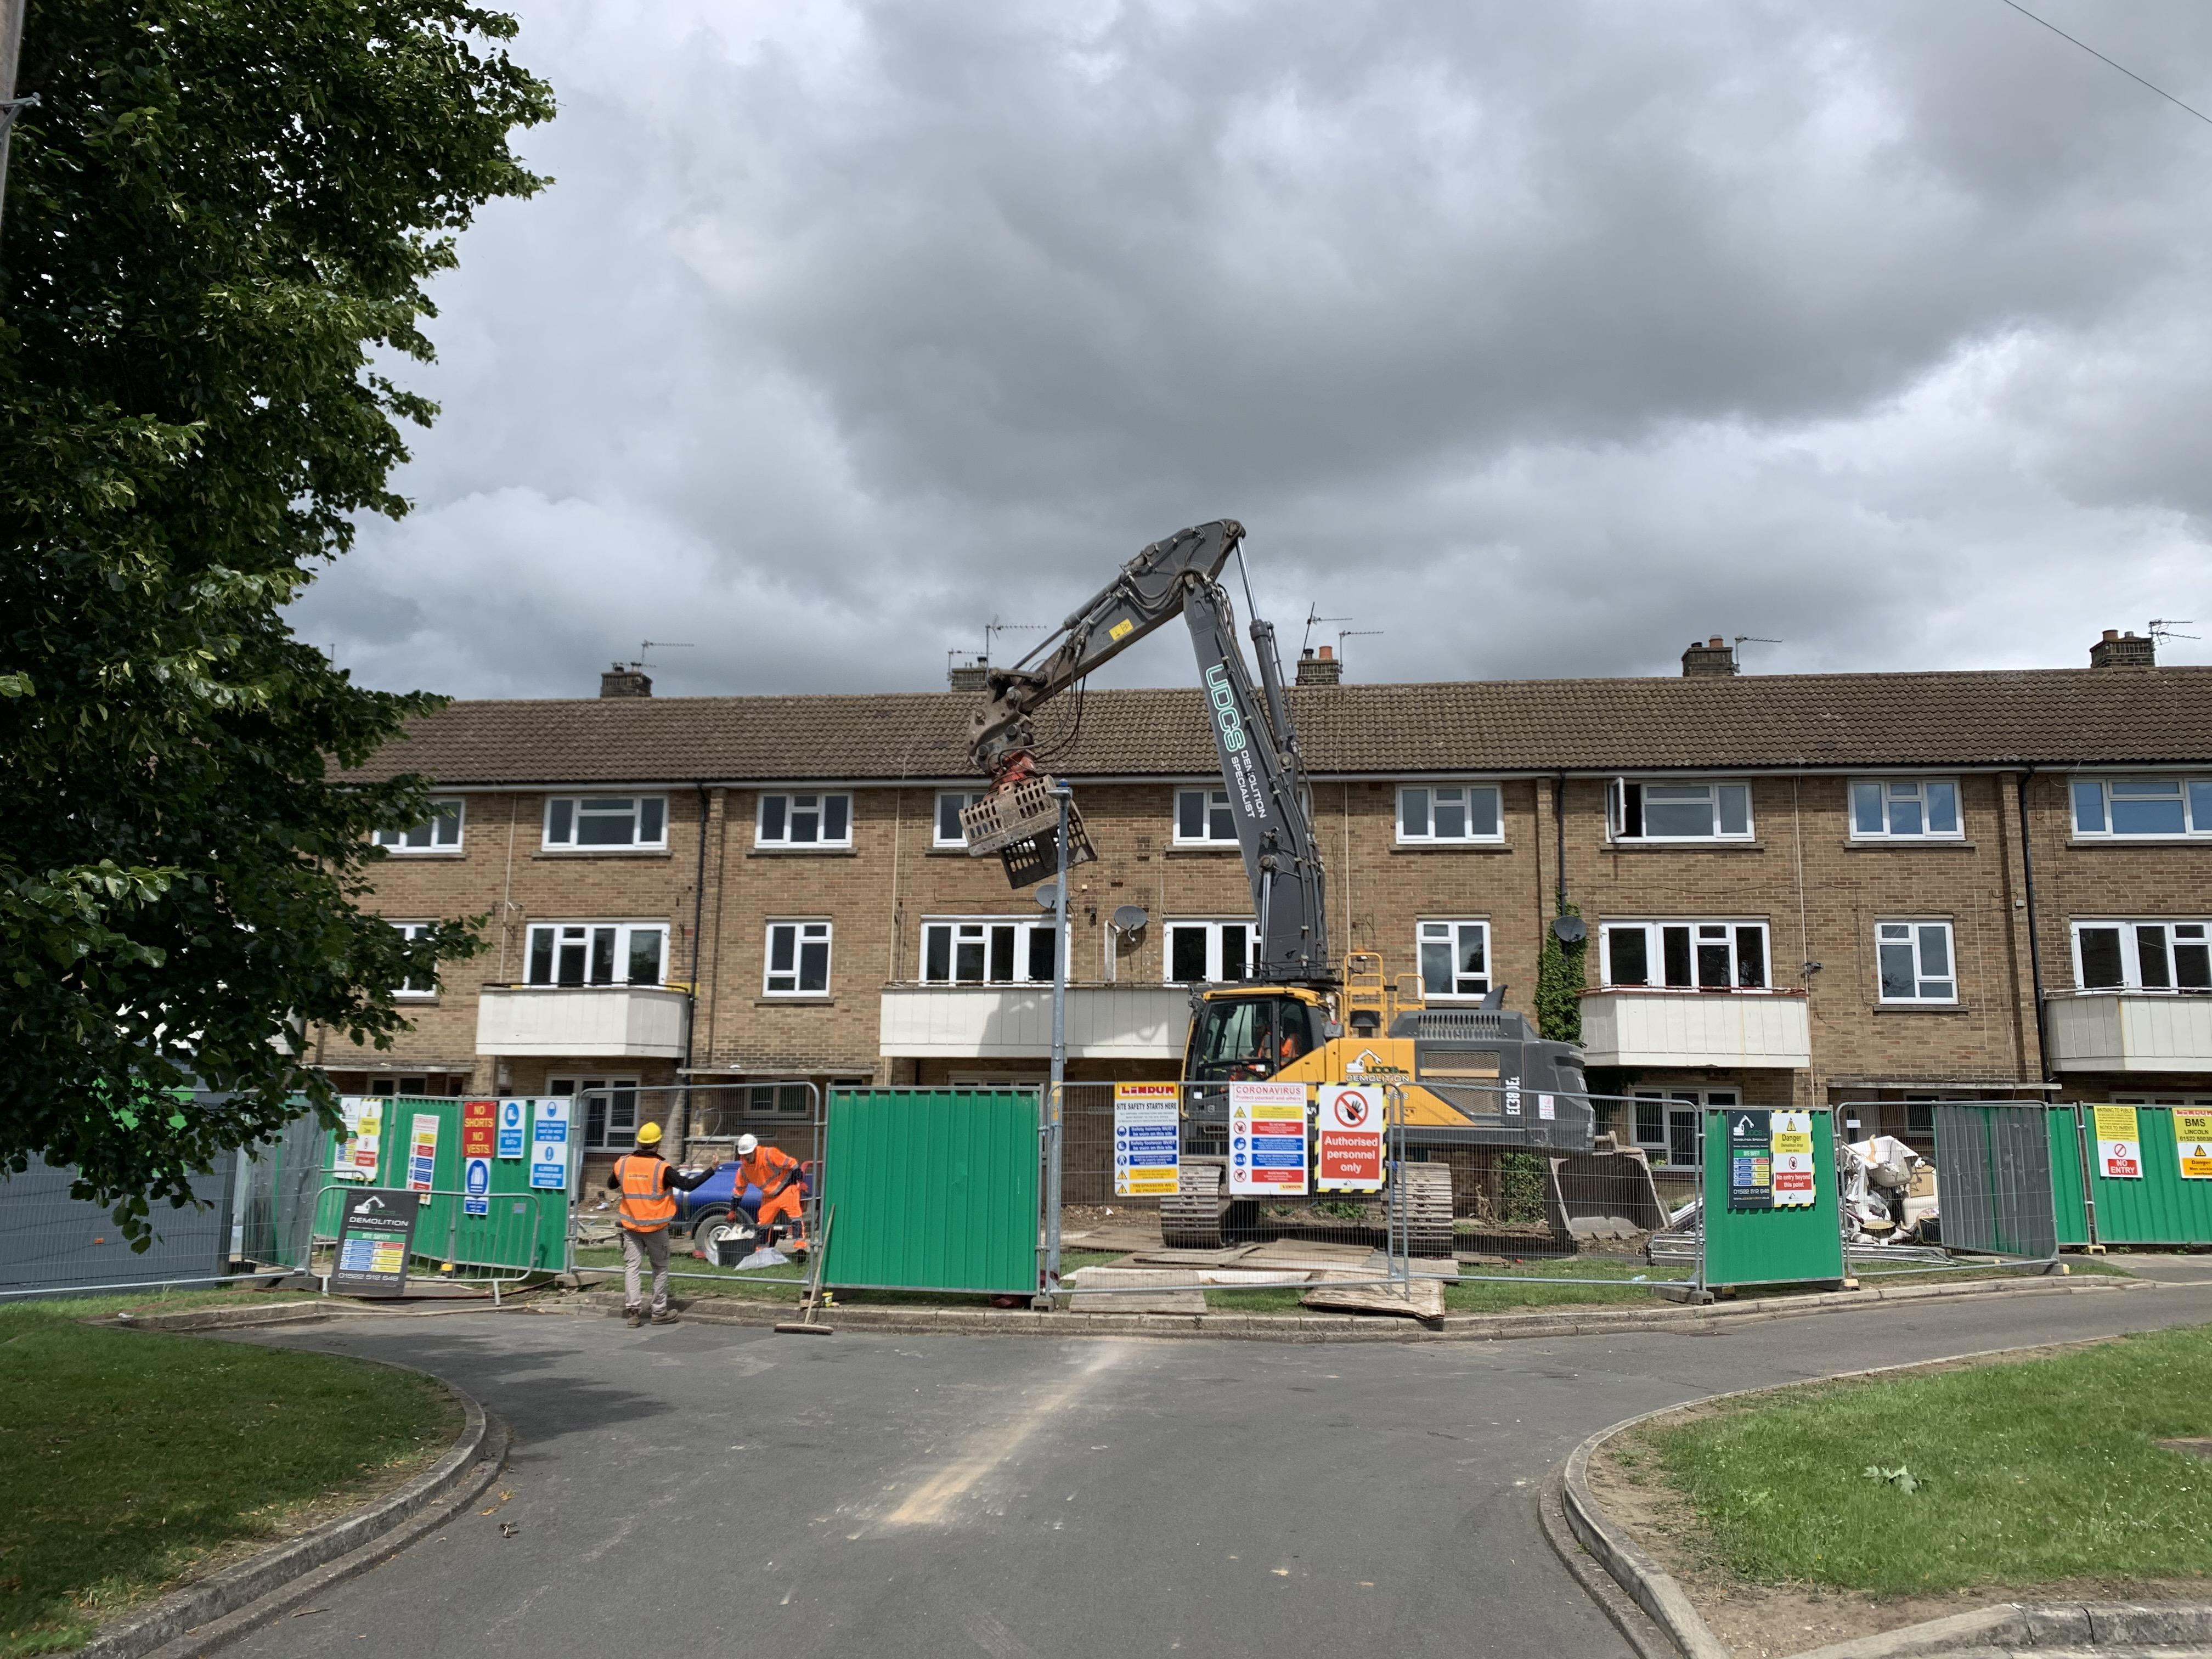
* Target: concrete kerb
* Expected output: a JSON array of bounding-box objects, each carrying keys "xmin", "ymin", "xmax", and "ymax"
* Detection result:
[
  {"xmin": 1542, "ymin": 1339, "xmax": 2212, "ymax": 1659},
  {"xmin": 544, "ymin": 1269, "xmax": 2153, "ymax": 1344},
  {"xmin": 76, "ymin": 1342, "xmax": 507, "ymax": 1659}
]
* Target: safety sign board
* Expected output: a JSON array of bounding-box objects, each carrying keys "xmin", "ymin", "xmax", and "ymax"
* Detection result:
[
  {"xmin": 460, "ymin": 1099, "xmax": 496, "ymax": 1215},
  {"xmin": 2176, "ymin": 1110, "xmax": 2212, "ymax": 1182},
  {"xmin": 1537, "ymin": 1093, "xmax": 1556, "ymax": 1121},
  {"xmin": 330, "ymin": 1187, "xmax": 418, "ymax": 1297},
  {"xmin": 1769, "ymin": 1110, "xmax": 1816, "ymax": 1207},
  {"xmin": 1113, "ymin": 1083, "xmax": 1181, "ymax": 1197},
  {"xmin": 462, "ymin": 1155, "xmax": 492, "ymax": 1217},
  {"xmin": 1316, "ymin": 1085, "xmax": 1384, "ymax": 1192},
  {"xmin": 406, "ymin": 1113, "xmax": 440, "ymax": 1192},
  {"xmin": 332, "ymin": 1098, "xmax": 382, "ymax": 1181},
  {"xmin": 496, "ymin": 1097, "xmax": 527, "ymax": 1159},
  {"xmin": 531, "ymin": 1099, "xmax": 572, "ymax": 1191},
  {"xmin": 2095, "ymin": 1105, "xmax": 2142, "ymax": 1180},
  {"xmin": 1727, "ymin": 1110, "xmax": 1774, "ymax": 1211},
  {"xmin": 1228, "ymin": 1081, "xmax": 1307, "ymax": 1196}
]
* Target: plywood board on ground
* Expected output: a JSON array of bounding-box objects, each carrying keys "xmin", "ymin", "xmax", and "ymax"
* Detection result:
[
  {"xmin": 1130, "ymin": 1246, "xmax": 1261, "ymax": 1267},
  {"xmin": 1065, "ymin": 1266, "xmax": 1207, "ymax": 1313},
  {"xmin": 1242, "ymin": 1240, "xmax": 1373, "ymax": 1266},
  {"xmin": 1299, "ymin": 1277, "xmax": 1445, "ymax": 1322}
]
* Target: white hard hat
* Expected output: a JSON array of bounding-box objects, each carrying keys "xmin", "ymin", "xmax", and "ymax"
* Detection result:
[{"xmin": 736, "ymin": 1133, "xmax": 759, "ymax": 1156}]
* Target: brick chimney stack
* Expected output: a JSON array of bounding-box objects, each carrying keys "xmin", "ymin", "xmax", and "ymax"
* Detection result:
[
  {"xmin": 947, "ymin": 656, "xmax": 991, "ymax": 693},
  {"xmin": 2089, "ymin": 629, "xmax": 2155, "ymax": 669},
  {"xmin": 599, "ymin": 664, "xmax": 653, "ymax": 698},
  {"xmin": 1296, "ymin": 644, "xmax": 1344, "ymax": 686},
  {"xmin": 1681, "ymin": 636, "xmax": 1738, "ymax": 678}
]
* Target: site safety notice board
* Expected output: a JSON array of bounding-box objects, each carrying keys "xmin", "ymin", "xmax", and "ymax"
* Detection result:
[{"xmin": 1702, "ymin": 1106, "xmax": 1843, "ymax": 1288}]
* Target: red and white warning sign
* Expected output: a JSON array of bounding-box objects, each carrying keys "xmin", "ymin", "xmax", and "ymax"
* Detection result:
[
  {"xmin": 1770, "ymin": 1109, "xmax": 1816, "ymax": 1207},
  {"xmin": 1316, "ymin": 1085, "xmax": 1385, "ymax": 1193},
  {"xmin": 2095, "ymin": 1106, "xmax": 2143, "ymax": 1181}
]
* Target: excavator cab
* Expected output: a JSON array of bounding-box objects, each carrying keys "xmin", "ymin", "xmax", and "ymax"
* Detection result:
[{"xmin": 1186, "ymin": 990, "xmax": 1328, "ymax": 1082}]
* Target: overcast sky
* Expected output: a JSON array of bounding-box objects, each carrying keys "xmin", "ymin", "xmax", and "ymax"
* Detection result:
[{"xmin": 290, "ymin": 0, "xmax": 2212, "ymax": 700}]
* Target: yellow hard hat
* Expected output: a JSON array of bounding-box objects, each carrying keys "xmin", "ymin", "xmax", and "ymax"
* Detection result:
[{"xmin": 637, "ymin": 1121, "xmax": 663, "ymax": 1146}]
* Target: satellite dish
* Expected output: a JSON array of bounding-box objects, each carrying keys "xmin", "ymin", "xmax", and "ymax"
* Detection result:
[
  {"xmin": 1034, "ymin": 883, "xmax": 1060, "ymax": 910},
  {"xmin": 1551, "ymin": 915, "xmax": 1588, "ymax": 944},
  {"xmin": 1111, "ymin": 904, "xmax": 1149, "ymax": 933}
]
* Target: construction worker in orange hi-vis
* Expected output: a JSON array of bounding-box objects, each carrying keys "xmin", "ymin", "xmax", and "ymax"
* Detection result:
[
  {"xmin": 733, "ymin": 1133, "xmax": 809, "ymax": 1252},
  {"xmin": 607, "ymin": 1122, "xmax": 719, "ymax": 1327}
]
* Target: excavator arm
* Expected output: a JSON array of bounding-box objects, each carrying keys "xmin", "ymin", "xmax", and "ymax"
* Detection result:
[{"xmin": 960, "ymin": 520, "xmax": 1332, "ymax": 988}]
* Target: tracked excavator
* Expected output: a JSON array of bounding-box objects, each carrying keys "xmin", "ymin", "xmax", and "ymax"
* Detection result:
[{"xmin": 959, "ymin": 520, "xmax": 1666, "ymax": 1257}]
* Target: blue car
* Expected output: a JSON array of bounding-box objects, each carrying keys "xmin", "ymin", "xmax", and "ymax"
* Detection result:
[{"xmin": 672, "ymin": 1163, "xmax": 814, "ymax": 1237}]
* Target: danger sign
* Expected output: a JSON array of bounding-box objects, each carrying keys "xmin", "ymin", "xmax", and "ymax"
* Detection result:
[
  {"xmin": 1316, "ymin": 1085, "xmax": 1384, "ymax": 1193},
  {"xmin": 2176, "ymin": 1110, "xmax": 2212, "ymax": 1182}
]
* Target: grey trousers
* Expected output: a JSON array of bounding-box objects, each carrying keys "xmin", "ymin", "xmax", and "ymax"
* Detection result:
[{"xmin": 621, "ymin": 1226, "xmax": 672, "ymax": 1314}]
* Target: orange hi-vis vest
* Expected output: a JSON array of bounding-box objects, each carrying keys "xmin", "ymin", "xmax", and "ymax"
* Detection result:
[
  {"xmin": 614, "ymin": 1154, "xmax": 677, "ymax": 1232},
  {"xmin": 737, "ymin": 1145, "xmax": 801, "ymax": 1195}
]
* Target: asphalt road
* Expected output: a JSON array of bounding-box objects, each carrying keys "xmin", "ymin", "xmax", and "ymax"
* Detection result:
[{"xmin": 227, "ymin": 1281, "xmax": 2212, "ymax": 1659}]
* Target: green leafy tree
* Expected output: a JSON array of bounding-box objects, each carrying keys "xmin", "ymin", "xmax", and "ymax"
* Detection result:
[
  {"xmin": 1, "ymin": 2, "xmax": 552, "ymax": 1239},
  {"xmin": 1536, "ymin": 899, "xmax": 1588, "ymax": 1045}
]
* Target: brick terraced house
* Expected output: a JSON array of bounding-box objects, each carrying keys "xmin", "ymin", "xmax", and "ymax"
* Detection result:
[{"xmin": 322, "ymin": 635, "xmax": 2212, "ymax": 1183}]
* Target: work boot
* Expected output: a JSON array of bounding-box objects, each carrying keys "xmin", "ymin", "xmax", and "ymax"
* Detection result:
[
  {"xmin": 624, "ymin": 1307, "xmax": 643, "ymax": 1328},
  {"xmin": 650, "ymin": 1307, "xmax": 679, "ymax": 1325}
]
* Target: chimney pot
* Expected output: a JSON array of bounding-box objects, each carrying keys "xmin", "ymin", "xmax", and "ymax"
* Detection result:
[
  {"xmin": 1708, "ymin": 636, "xmax": 1724, "ymax": 648},
  {"xmin": 1318, "ymin": 645, "xmax": 1334, "ymax": 659},
  {"xmin": 599, "ymin": 665, "xmax": 653, "ymax": 698}
]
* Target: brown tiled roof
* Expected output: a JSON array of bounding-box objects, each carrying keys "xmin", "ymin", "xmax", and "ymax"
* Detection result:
[{"xmin": 341, "ymin": 667, "xmax": 2212, "ymax": 786}]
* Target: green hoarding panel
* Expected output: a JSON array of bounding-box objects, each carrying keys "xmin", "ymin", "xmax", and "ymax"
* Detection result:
[
  {"xmin": 822, "ymin": 1088, "xmax": 1039, "ymax": 1295},
  {"xmin": 1701, "ymin": 1107, "xmax": 1844, "ymax": 1289},
  {"xmin": 315, "ymin": 1098, "xmax": 566, "ymax": 1274},
  {"xmin": 2080, "ymin": 1104, "xmax": 2212, "ymax": 1247},
  {"xmin": 2046, "ymin": 1107, "xmax": 2092, "ymax": 1247}
]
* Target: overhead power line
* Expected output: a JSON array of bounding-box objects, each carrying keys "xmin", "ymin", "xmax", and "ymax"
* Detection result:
[{"xmin": 1996, "ymin": 0, "xmax": 2212, "ymax": 129}]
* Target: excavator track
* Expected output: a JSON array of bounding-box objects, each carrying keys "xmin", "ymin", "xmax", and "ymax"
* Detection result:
[
  {"xmin": 1402, "ymin": 1163, "xmax": 1456, "ymax": 1259},
  {"xmin": 1162, "ymin": 1163, "xmax": 1227, "ymax": 1249}
]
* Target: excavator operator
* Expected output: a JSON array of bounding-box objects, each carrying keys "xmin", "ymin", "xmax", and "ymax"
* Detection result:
[{"xmin": 733, "ymin": 1133, "xmax": 810, "ymax": 1252}]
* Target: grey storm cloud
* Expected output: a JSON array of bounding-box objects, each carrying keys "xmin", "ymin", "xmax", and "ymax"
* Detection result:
[{"xmin": 289, "ymin": 0, "xmax": 2212, "ymax": 700}]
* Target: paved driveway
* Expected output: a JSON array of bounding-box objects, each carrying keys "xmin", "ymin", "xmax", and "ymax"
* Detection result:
[{"xmin": 229, "ymin": 1283, "xmax": 2212, "ymax": 1659}]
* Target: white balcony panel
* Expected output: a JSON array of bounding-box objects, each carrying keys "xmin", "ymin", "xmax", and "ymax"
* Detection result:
[
  {"xmin": 880, "ymin": 985, "xmax": 1190, "ymax": 1059},
  {"xmin": 476, "ymin": 985, "xmax": 690, "ymax": 1058},
  {"xmin": 2049, "ymin": 994, "xmax": 2212, "ymax": 1074},
  {"xmin": 1581, "ymin": 991, "xmax": 1810, "ymax": 1069}
]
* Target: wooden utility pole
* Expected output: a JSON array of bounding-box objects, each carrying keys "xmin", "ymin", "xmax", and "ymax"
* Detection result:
[{"xmin": 0, "ymin": 0, "xmax": 29, "ymax": 235}]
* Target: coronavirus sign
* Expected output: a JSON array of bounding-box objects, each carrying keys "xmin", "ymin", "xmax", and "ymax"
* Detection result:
[
  {"xmin": 1316, "ymin": 1085, "xmax": 1384, "ymax": 1192},
  {"xmin": 1228, "ymin": 1081, "xmax": 1307, "ymax": 1196}
]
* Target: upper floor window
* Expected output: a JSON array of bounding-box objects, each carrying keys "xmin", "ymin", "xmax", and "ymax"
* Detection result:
[
  {"xmin": 934, "ymin": 791, "xmax": 986, "ymax": 848},
  {"xmin": 764, "ymin": 920, "xmax": 832, "ymax": 996},
  {"xmin": 1852, "ymin": 780, "xmax": 1961, "ymax": 840},
  {"xmin": 1602, "ymin": 919, "xmax": 1769, "ymax": 990},
  {"xmin": 1418, "ymin": 920, "xmax": 1491, "ymax": 998},
  {"xmin": 544, "ymin": 795, "xmax": 665, "ymax": 850},
  {"xmin": 2072, "ymin": 777, "xmax": 2212, "ymax": 839},
  {"xmin": 1398, "ymin": 785, "xmax": 1503, "ymax": 844},
  {"xmin": 1166, "ymin": 918, "xmax": 1256, "ymax": 983},
  {"xmin": 920, "ymin": 916, "xmax": 1060, "ymax": 984},
  {"xmin": 376, "ymin": 799, "xmax": 462, "ymax": 852},
  {"xmin": 1877, "ymin": 920, "xmax": 1957, "ymax": 1003},
  {"xmin": 2074, "ymin": 921, "xmax": 2211, "ymax": 993},
  {"xmin": 1175, "ymin": 788, "xmax": 1238, "ymax": 845},
  {"xmin": 758, "ymin": 792, "xmax": 851, "ymax": 848},
  {"xmin": 1609, "ymin": 780, "xmax": 1752, "ymax": 842},
  {"xmin": 526, "ymin": 922, "xmax": 667, "ymax": 988},
  {"xmin": 391, "ymin": 921, "xmax": 438, "ymax": 998}
]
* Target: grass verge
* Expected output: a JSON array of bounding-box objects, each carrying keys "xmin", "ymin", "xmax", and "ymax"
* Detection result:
[
  {"xmin": 1630, "ymin": 1322, "xmax": 2212, "ymax": 1594},
  {"xmin": 0, "ymin": 1302, "xmax": 457, "ymax": 1656}
]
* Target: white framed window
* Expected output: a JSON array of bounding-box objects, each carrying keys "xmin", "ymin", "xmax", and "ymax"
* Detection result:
[
  {"xmin": 757, "ymin": 792, "xmax": 851, "ymax": 848},
  {"xmin": 919, "ymin": 917, "xmax": 1060, "ymax": 984},
  {"xmin": 934, "ymin": 791, "xmax": 986, "ymax": 848},
  {"xmin": 743, "ymin": 1082, "xmax": 814, "ymax": 1118},
  {"xmin": 375, "ymin": 799, "xmax": 463, "ymax": 851},
  {"xmin": 1601, "ymin": 920, "xmax": 1769, "ymax": 990},
  {"xmin": 1398, "ymin": 785, "xmax": 1503, "ymax": 844},
  {"xmin": 765, "ymin": 920, "xmax": 832, "ymax": 996},
  {"xmin": 1629, "ymin": 1090, "xmax": 1736, "ymax": 1167},
  {"xmin": 543, "ymin": 795, "xmax": 667, "ymax": 850},
  {"xmin": 549, "ymin": 1075, "xmax": 639, "ymax": 1150},
  {"xmin": 1165, "ymin": 919, "xmax": 1257, "ymax": 983},
  {"xmin": 1877, "ymin": 920, "xmax": 1957, "ymax": 1003},
  {"xmin": 526, "ymin": 922, "xmax": 668, "ymax": 988},
  {"xmin": 2072, "ymin": 921, "xmax": 2212, "ymax": 993},
  {"xmin": 391, "ymin": 921, "xmax": 438, "ymax": 998},
  {"xmin": 1417, "ymin": 920, "xmax": 1491, "ymax": 998},
  {"xmin": 1850, "ymin": 779, "xmax": 1961, "ymax": 840},
  {"xmin": 1609, "ymin": 780, "xmax": 1753, "ymax": 841},
  {"xmin": 1173, "ymin": 788, "xmax": 1238, "ymax": 845},
  {"xmin": 2072, "ymin": 777, "xmax": 2212, "ymax": 839}
]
